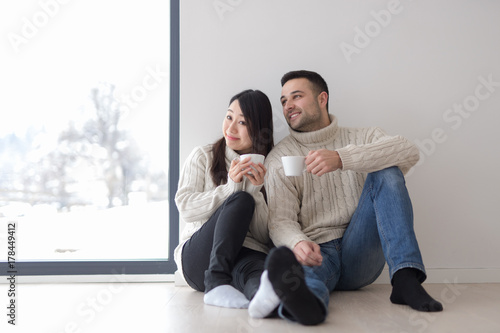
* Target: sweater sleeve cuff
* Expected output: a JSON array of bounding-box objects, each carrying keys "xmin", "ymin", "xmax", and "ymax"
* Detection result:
[
  {"xmin": 272, "ymin": 232, "xmax": 310, "ymax": 250},
  {"xmin": 289, "ymin": 236, "xmax": 311, "ymax": 251},
  {"xmin": 336, "ymin": 147, "xmax": 354, "ymax": 171},
  {"xmin": 245, "ymin": 182, "xmax": 263, "ymax": 195},
  {"xmin": 227, "ymin": 175, "xmax": 244, "ymax": 192}
]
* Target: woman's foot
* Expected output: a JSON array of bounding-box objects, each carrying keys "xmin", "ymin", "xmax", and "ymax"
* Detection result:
[{"xmin": 204, "ymin": 284, "xmax": 249, "ymax": 308}]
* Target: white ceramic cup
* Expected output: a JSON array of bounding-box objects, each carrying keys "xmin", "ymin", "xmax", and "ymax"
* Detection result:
[
  {"xmin": 240, "ymin": 154, "xmax": 265, "ymax": 174},
  {"xmin": 281, "ymin": 156, "xmax": 306, "ymax": 176}
]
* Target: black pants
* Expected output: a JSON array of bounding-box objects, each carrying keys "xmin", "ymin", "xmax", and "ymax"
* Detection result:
[{"xmin": 181, "ymin": 191, "xmax": 267, "ymax": 300}]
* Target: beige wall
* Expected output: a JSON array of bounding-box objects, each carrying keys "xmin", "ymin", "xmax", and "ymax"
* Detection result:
[{"xmin": 180, "ymin": 0, "xmax": 500, "ymax": 282}]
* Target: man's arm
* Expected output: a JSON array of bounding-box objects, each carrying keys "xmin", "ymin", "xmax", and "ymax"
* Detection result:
[
  {"xmin": 338, "ymin": 129, "xmax": 420, "ymax": 175},
  {"xmin": 293, "ymin": 240, "xmax": 323, "ymax": 266},
  {"xmin": 304, "ymin": 128, "xmax": 419, "ymax": 176},
  {"xmin": 265, "ymin": 154, "xmax": 312, "ymax": 252},
  {"xmin": 305, "ymin": 150, "xmax": 343, "ymax": 176}
]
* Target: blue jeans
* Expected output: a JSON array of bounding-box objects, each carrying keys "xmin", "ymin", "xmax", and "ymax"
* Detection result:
[{"xmin": 278, "ymin": 167, "xmax": 426, "ymax": 319}]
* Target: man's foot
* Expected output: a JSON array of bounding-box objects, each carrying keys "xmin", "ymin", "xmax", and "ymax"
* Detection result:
[
  {"xmin": 266, "ymin": 246, "xmax": 326, "ymax": 325},
  {"xmin": 390, "ymin": 268, "xmax": 443, "ymax": 312},
  {"xmin": 248, "ymin": 270, "xmax": 281, "ymax": 318},
  {"xmin": 204, "ymin": 285, "xmax": 249, "ymax": 308}
]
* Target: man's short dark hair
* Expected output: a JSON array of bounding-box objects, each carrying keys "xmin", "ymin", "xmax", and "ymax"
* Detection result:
[{"xmin": 281, "ymin": 70, "xmax": 329, "ymax": 111}]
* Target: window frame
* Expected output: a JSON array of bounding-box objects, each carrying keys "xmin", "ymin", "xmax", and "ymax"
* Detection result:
[{"xmin": 0, "ymin": 0, "xmax": 180, "ymax": 277}]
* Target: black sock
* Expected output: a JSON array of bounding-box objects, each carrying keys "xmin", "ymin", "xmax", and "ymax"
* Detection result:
[
  {"xmin": 266, "ymin": 247, "xmax": 326, "ymax": 325},
  {"xmin": 390, "ymin": 268, "xmax": 443, "ymax": 312}
]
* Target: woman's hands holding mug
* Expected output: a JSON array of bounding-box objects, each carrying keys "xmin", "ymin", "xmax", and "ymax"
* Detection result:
[{"xmin": 229, "ymin": 157, "xmax": 266, "ymax": 186}]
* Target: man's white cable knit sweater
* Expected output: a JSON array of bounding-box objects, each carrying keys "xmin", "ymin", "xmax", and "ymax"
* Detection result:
[
  {"xmin": 264, "ymin": 115, "xmax": 420, "ymax": 250},
  {"xmin": 174, "ymin": 144, "xmax": 271, "ymax": 278}
]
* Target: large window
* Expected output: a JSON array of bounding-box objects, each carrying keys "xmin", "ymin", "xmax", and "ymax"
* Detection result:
[{"xmin": 0, "ymin": 0, "xmax": 179, "ymax": 275}]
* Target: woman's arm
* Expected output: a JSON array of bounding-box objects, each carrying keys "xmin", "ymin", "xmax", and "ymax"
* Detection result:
[{"xmin": 175, "ymin": 146, "xmax": 243, "ymax": 223}]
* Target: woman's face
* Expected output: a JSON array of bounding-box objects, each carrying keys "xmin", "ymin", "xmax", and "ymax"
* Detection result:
[{"xmin": 222, "ymin": 99, "xmax": 252, "ymax": 154}]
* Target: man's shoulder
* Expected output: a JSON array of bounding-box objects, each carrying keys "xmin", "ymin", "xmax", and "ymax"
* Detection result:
[
  {"xmin": 337, "ymin": 125, "xmax": 386, "ymax": 143},
  {"xmin": 267, "ymin": 136, "xmax": 297, "ymax": 157},
  {"xmin": 337, "ymin": 124, "xmax": 378, "ymax": 133}
]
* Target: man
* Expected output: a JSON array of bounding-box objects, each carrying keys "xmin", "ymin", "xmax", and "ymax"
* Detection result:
[{"xmin": 248, "ymin": 70, "xmax": 442, "ymax": 325}]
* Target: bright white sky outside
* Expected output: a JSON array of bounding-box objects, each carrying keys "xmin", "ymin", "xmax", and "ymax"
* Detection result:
[{"xmin": 0, "ymin": 0, "xmax": 170, "ymax": 172}]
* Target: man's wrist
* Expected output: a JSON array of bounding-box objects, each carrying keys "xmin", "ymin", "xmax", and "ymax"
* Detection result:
[{"xmin": 334, "ymin": 150, "xmax": 343, "ymax": 169}]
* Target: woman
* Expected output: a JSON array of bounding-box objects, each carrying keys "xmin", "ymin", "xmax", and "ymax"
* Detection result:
[{"xmin": 174, "ymin": 89, "xmax": 274, "ymax": 308}]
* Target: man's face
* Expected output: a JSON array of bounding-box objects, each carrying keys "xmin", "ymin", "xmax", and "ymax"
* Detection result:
[{"xmin": 280, "ymin": 78, "xmax": 328, "ymax": 132}]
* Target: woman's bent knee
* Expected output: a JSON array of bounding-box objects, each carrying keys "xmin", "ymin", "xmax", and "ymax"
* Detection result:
[{"xmin": 227, "ymin": 191, "xmax": 255, "ymax": 212}]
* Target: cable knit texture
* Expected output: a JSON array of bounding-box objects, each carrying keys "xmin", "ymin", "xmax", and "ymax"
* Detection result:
[
  {"xmin": 174, "ymin": 144, "xmax": 271, "ymax": 278},
  {"xmin": 265, "ymin": 115, "xmax": 420, "ymax": 250}
]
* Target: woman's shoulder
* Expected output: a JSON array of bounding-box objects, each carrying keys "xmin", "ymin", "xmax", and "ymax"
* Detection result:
[
  {"xmin": 182, "ymin": 144, "xmax": 215, "ymax": 167},
  {"xmin": 188, "ymin": 144, "xmax": 214, "ymax": 157}
]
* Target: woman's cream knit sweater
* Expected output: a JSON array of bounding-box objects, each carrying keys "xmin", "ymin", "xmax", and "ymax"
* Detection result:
[
  {"xmin": 264, "ymin": 115, "xmax": 420, "ymax": 250},
  {"xmin": 174, "ymin": 144, "xmax": 271, "ymax": 278}
]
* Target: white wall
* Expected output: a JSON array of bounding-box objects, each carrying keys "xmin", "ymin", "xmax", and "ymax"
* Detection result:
[{"xmin": 180, "ymin": 0, "xmax": 500, "ymax": 282}]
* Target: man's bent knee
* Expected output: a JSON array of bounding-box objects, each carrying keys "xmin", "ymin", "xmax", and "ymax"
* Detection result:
[{"xmin": 368, "ymin": 166, "xmax": 405, "ymax": 186}]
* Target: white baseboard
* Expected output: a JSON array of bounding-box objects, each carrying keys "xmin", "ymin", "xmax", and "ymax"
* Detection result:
[
  {"xmin": 373, "ymin": 268, "xmax": 500, "ymax": 284},
  {"xmin": 175, "ymin": 268, "xmax": 500, "ymax": 286},
  {"xmin": 3, "ymin": 268, "xmax": 499, "ymax": 284}
]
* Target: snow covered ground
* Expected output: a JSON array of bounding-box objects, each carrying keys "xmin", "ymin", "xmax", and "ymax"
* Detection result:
[{"xmin": 0, "ymin": 201, "xmax": 169, "ymax": 261}]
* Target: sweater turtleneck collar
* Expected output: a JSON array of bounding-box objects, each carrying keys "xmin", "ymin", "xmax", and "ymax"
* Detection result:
[
  {"xmin": 225, "ymin": 145, "xmax": 240, "ymax": 162},
  {"xmin": 289, "ymin": 114, "xmax": 339, "ymax": 147}
]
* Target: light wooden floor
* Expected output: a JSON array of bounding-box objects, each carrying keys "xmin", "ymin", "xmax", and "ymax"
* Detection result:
[
  {"xmin": 165, "ymin": 283, "xmax": 500, "ymax": 333},
  {"xmin": 2, "ymin": 282, "xmax": 500, "ymax": 332}
]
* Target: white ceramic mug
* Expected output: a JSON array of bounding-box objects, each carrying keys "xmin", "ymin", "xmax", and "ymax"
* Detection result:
[
  {"xmin": 240, "ymin": 154, "xmax": 265, "ymax": 174},
  {"xmin": 281, "ymin": 156, "xmax": 306, "ymax": 176}
]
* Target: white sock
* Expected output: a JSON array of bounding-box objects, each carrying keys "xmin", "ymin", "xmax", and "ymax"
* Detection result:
[
  {"xmin": 248, "ymin": 270, "xmax": 281, "ymax": 318},
  {"xmin": 203, "ymin": 285, "xmax": 249, "ymax": 309}
]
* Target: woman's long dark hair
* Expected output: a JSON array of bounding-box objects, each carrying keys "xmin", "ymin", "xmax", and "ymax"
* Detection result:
[{"xmin": 210, "ymin": 89, "xmax": 274, "ymax": 186}]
